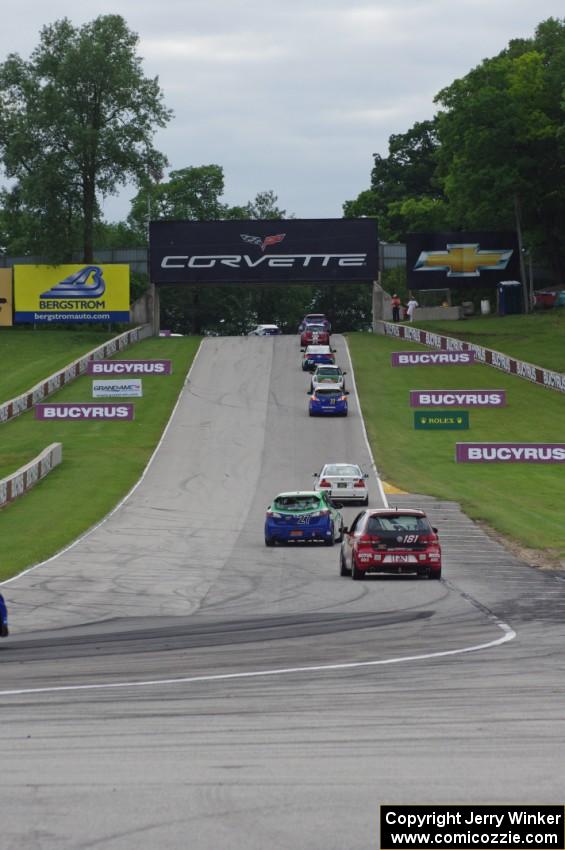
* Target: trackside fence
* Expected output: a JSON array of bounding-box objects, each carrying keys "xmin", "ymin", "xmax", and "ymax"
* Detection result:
[
  {"xmin": 0, "ymin": 443, "xmax": 62, "ymax": 509},
  {"xmin": 377, "ymin": 321, "xmax": 565, "ymax": 394},
  {"xmin": 0, "ymin": 324, "xmax": 153, "ymax": 424}
]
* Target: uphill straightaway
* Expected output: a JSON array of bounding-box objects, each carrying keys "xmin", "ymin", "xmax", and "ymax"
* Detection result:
[{"xmin": 1, "ymin": 335, "xmax": 564, "ymax": 850}]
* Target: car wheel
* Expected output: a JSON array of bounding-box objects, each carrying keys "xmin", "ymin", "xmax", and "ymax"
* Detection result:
[
  {"xmin": 325, "ymin": 523, "xmax": 335, "ymax": 546},
  {"xmin": 0, "ymin": 623, "xmax": 8, "ymax": 637},
  {"xmin": 429, "ymin": 567, "xmax": 442, "ymax": 580},
  {"xmin": 339, "ymin": 550, "xmax": 350, "ymax": 576},
  {"xmin": 351, "ymin": 557, "xmax": 364, "ymax": 580},
  {"xmin": 336, "ymin": 523, "xmax": 344, "ymax": 543},
  {"xmin": 362, "ymin": 496, "xmax": 369, "ymax": 507},
  {"xmin": 265, "ymin": 537, "xmax": 275, "ymax": 547}
]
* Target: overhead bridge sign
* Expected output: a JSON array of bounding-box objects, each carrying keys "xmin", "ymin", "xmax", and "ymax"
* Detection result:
[{"xmin": 149, "ymin": 218, "xmax": 378, "ymax": 285}]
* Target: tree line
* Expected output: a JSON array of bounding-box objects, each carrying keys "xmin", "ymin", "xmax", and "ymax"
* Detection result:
[
  {"xmin": 0, "ymin": 14, "xmax": 563, "ymax": 333},
  {"xmin": 345, "ymin": 17, "xmax": 565, "ymax": 294}
]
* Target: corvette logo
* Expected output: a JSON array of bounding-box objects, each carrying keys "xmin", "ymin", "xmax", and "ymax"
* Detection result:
[
  {"xmin": 40, "ymin": 265, "xmax": 106, "ymax": 299},
  {"xmin": 414, "ymin": 243, "xmax": 513, "ymax": 277},
  {"xmin": 240, "ymin": 233, "xmax": 286, "ymax": 252}
]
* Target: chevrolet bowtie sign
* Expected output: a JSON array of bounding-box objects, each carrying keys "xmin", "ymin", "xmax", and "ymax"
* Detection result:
[
  {"xmin": 414, "ymin": 244, "xmax": 513, "ymax": 276},
  {"xmin": 149, "ymin": 218, "xmax": 378, "ymax": 286},
  {"xmin": 407, "ymin": 231, "xmax": 519, "ymax": 290}
]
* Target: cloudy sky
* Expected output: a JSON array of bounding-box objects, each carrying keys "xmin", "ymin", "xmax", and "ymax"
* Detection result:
[{"xmin": 1, "ymin": 0, "xmax": 563, "ymax": 222}]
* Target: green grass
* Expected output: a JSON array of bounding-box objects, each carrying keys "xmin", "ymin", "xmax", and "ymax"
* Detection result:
[
  {"xmin": 0, "ymin": 327, "xmax": 117, "ymax": 404},
  {"xmin": 0, "ymin": 336, "xmax": 200, "ymax": 579},
  {"xmin": 347, "ymin": 332, "xmax": 565, "ymax": 557},
  {"xmin": 411, "ymin": 310, "xmax": 565, "ymax": 372}
]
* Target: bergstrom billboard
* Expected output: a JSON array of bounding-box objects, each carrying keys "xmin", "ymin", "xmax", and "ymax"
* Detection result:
[
  {"xmin": 149, "ymin": 218, "xmax": 378, "ymax": 285},
  {"xmin": 14, "ymin": 264, "xmax": 130, "ymax": 323}
]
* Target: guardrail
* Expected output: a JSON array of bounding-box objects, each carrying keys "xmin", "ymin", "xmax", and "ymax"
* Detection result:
[
  {"xmin": 377, "ymin": 321, "xmax": 565, "ymax": 394},
  {"xmin": 0, "ymin": 324, "xmax": 153, "ymax": 424},
  {"xmin": 0, "ymin": 443, "xmax": 62, "ymax": 508}
]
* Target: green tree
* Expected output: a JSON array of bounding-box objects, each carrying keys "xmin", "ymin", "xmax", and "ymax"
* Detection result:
[
  {"xmin": 343, "ymin": 120, "xmax": 444, "ymax": 240},
  {"xmin": 435, "ymin": 17, "xmax": 565, "ymax": 281},
  {"xmin": 0, "ymin": 14, "xmax": 171, "ymax": 262}
]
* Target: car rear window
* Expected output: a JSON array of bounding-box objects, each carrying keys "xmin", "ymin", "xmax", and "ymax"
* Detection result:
[
  {"xmin": 324, "ymin": 465, "xmax": 360, "ymax": 476},
  {"xmin": 315, "ymin": 389, "xmax": 343, "ymax": 398},
  {"xmin": 274, "ymin": 496, "xmax": 320, "ymax": 511},
  {"xmin": 367, "ymin": 515, "xmax": 431, "ymax": 533}
]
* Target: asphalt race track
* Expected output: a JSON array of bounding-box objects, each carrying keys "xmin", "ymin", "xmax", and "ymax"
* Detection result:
[{"xmin": 2, "ymin": 335, "xmax": 565, "ymax": 850}]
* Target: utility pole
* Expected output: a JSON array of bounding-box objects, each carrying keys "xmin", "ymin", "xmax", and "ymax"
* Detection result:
[{"xmin": 513, "ymin": 194, "xmax": 529, "ymax": 314}]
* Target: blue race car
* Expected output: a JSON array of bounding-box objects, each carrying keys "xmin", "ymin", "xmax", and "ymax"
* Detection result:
[
  {"xmin": 301, "ymin": 344, "xmax": 336, "ymax": 372},
  {"xmin": 265, "ymin": 491, "xmax": 344, "ymax": 546},
  {"xmin": 309, "ymin": 387, "xmax": 348, "ymax": 416},
  {"xmin": 0, "ymin": 593, "xmax": 8, "ymax": 637}
]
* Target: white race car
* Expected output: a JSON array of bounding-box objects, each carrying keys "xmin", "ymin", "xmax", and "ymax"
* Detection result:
[
  {"xmin": 309, "ymin": 364, "xmax": 347, "ymax": 393},
  {"xmin": 313, "ymin": 463, "xmax": 369, "ymax": 505},
  {"xmin": 248, "ymin": 324, "xmax": 282, "ymax": 336}
]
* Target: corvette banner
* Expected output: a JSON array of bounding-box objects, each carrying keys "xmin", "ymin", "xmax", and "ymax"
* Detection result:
[
  {"xmin": 14, "ymin": 264, "xmax": 130, "ymax": 323},
  {"xmin": 149, "ymin": 218, "xmax": 378, "ymax": 285}
]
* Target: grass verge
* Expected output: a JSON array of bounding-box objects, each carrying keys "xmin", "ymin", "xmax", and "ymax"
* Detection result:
[
  {"xmin": 347, "ymin": 332, "xmax": 565, "ymax": 560},
  {"xmin": 0, "ymin": 336, "xmax": 200, "ymax": 579},
  {"xmin": 0, "ymin": 327, "xmax": 117, "ymax": 403},
  {"xmin": 411, "ymin": 311, "xmax": 565, "ymax": 373}
]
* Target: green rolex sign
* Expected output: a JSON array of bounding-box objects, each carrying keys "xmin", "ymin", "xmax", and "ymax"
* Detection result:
[{"xmin": 414, "ymin": 410, "xmax": 469, "ymax": 430}]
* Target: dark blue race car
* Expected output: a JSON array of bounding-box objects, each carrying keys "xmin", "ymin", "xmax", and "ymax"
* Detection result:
[
  {"xmin": 265, "ymin": 491, "xmax": 344, "ymax": 546},
  {"xmin": 0, "ymin": 593, "xmax": 8, "ymax": 637},
  {"xmin": 309, "ymin": 387, "xmax": 348, "ymax": 416}
]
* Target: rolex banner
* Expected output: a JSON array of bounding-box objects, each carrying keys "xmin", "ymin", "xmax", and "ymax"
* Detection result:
[
  {"xmin": 0, "ymin": 269, "xmax": 13, "ymax": 326},
  {"xmin": 407, "ymin": 231, "xmax": 520, "ymax": 290},
  {"xmin": 149, "ymin": 218, "xmax": 378, "ymax": 285},
  {"xmin": 14, "ymin": 264, "xmax": 130, "ymax": 323}
]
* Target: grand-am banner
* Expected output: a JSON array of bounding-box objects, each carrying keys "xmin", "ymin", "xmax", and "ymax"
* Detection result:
[
  {"xmin": 14, "ymin": 264, "xmax": 130, "ymax": 323},
  {"xmin": 0, "ymin": 269, "xmax": 13, "ymax": 327},
  {"xmin": 149, "ymin": 218, "xmax": 378, "ymax": 285},
  {"xmin": 407, "ymin": 231, "xmax": 520, "ymax": 290}
]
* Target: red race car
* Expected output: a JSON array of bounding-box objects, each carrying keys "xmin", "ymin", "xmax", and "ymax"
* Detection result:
[
  {"xmin": 339, "ymin": 508, "xmax": 441, "ymax": 580},
  {"xmin": 300, "ymin": 323, "xmax": 330, "ymax": 346}
]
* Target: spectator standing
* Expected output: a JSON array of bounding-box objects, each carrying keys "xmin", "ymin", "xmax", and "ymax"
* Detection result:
[
  {"xmin": 391, "ymin": 293, "xmax": 401, "ymax": 322},
  {"xmin": 406, "ymin": 295, "xmax": 419, "ymax": 322}
]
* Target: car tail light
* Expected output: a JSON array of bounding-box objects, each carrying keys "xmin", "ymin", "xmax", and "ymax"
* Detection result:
[
  {"xmin": 311, "ymin": 509, "xmax": 330, "ymax": 517},
  {"xmin": 356, "ymin": 533, "xmax": 380, "ymax": 549},
  {"xmin": 319, "ymin": 479, "xmax": 331, "ymax": 488},
  {"xmin": 353, "ymin": 479, "xmax": 365, "ymax": 488},
  {"xmin": 419, "ymin": 533, "xmax": 439, "ymax": 544},
  {"xmin": 266, "ymin": 511, "xmax": 283, "ymax": 519},
  {"xmin": 340, "ymin": 395, "xmax": 347, "ymax": 402}
]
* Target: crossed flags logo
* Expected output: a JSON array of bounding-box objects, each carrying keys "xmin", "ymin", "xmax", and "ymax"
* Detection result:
[{"xmin": 240, "ymin": 233, "xmax": 286, "ymax": 252}]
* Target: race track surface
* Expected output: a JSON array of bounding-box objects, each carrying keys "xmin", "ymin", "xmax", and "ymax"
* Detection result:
[{"xmin": 1, "ymin": 335, "xmax": 564, "ymax": 850}]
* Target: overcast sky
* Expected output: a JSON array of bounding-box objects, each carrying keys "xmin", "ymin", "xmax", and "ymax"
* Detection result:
[{"xmin": 1, "ymin": 0, "xmax": 563, "ymax": 222}]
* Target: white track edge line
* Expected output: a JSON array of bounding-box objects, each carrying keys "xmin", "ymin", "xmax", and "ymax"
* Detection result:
[
  {"xmin": 343, "ymin": 335, "xmax": 388, "ymax": 508},
  {"xmin": 1, "ymin": 340, "xmax": 205, "ymax": 588},
  {"xmin": 0, "ymin": 619, "xmax": 515, "ymax": 697}
]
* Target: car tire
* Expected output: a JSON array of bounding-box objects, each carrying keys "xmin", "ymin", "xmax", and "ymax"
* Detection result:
[
  {"xmin": 336, "ymin": 523, "xmax": 344, "ymax": 543},
  {"xmin": 429, "ymin": 568, "xmax": 442, "ymax": 580},
  {"xmin": 351, "ymin": 558, "xmax": 364, "ymax": 580},
  {"xmin": 362, "ymin": 496, "xmax": 369, "ymax": 507},
  {"xmin": 339, "ymin": 550, "xmax": 350, "ymax": 576},
  {"xmin": 325, "ymin": 524, "xmax": 335, "ymax": 546},
  {"xmin": 1, "ymin": 623, "xmax": 8, "ymax": 637},
  {"xmin": 265, "ymin": 537, "xmax": 275, "ymax": 547}
]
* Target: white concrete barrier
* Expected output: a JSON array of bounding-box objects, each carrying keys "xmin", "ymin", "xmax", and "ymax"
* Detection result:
[
  {"xmin": 378, "ymin": 321, "xmax": 565, "ymax": 394},
  {"xmin": 0, "ymin": 443, "xmax": 63, "ymax": 508},
  {"xmin": 0, "ymin": 325, "xmax": 153, "ymax": 424}
]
